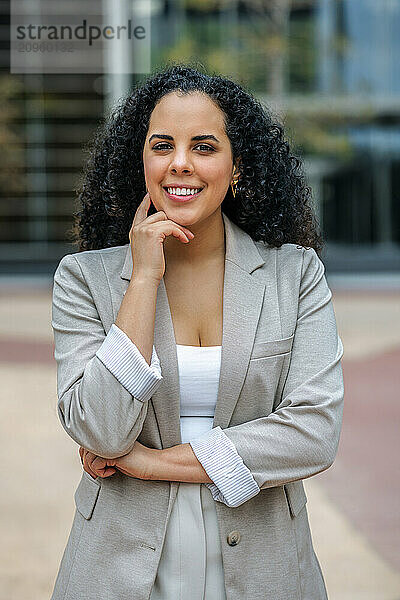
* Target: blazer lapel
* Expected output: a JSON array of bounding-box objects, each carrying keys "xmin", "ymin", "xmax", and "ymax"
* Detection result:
[{"xmin": 120, "ymin": 211, "xmax": 278, "ymax": 449}]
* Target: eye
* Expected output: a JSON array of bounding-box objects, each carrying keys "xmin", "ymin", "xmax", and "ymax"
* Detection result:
[
  {"xmin": 152, "ymin": 143, "xmax": 171, "ymax": 150},
  {"xmin": 195, "ymin": 144, "xmax": 216, "ymax": 152}
]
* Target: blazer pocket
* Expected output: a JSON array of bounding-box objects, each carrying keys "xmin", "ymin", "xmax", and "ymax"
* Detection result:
[
  {"xmin": 284, "ymin": 481, "xmax": 308, "ymax": 518},
  {"xmin": 74, "ymin": 470, "xmax": 101, "ymax": 520},
  {"xmin": 251, "ymin": 334, "xmax": 294, "ymax": 360}
]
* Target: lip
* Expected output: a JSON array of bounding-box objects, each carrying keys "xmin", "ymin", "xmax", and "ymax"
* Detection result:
[{"xmin": 162, "ymin": 186, "xmax": 203, "ymax": 203}]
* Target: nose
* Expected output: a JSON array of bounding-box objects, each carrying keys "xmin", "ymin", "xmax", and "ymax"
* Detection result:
[{"xmin": 168, "ymin": 149, "xmax": 194, "ymax": 176}]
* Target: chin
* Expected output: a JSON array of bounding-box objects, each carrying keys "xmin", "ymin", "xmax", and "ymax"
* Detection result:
[{"xmin": 163, "ymin": 204, "xmax": 197, "ymax": 216}]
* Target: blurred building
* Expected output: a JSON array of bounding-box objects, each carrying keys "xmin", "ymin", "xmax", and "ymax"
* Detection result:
[{"xmin": 0, "ymin": 0, "xmax": 399, "ymax": 275}]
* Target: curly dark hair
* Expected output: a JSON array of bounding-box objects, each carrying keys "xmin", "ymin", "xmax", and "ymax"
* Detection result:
[{"xmin": 70, "ymin": 63, "xmax": 324, "ymax": 256}]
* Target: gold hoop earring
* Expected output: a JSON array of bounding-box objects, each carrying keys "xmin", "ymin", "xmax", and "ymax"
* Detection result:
[
  {"xmin": 230, "ymin": 179, "xmax": 238, "ymax": 198},
  {"xmin": 231, "ymin": 165, "xmax": 240, "ymax": 198}
]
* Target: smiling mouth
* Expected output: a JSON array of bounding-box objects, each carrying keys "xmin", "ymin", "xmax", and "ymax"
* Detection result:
[{"xmin": 162, "ymin": 186, "xmax": 204, "ymax": 201}]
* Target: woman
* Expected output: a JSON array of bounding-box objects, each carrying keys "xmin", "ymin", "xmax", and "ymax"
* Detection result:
[{"xmin": 51, "ymin": 64, "xmax": 344, "ymax": 600}]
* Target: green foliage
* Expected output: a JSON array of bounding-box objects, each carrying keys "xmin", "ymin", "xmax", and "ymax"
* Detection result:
[{"xmin": 284, "ymin": 113, "xmax": 354, "ymax": 159}]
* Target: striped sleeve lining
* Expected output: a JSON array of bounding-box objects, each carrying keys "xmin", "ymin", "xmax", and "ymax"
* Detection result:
[
  {"xmin": 189, "ymin": 426, "xmax": 260, "ymax": 508},
  {"xmin": 95, "ymin": 323, "xmax": 163, "ymax": 403}
]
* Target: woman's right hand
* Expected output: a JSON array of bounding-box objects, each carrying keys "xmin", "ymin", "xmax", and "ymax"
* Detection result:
[{"xmin": 129, "ymin": 193, "xmax": 195, "ymax": 285}]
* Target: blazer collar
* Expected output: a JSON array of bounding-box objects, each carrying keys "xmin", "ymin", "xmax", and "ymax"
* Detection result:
[{"xmin": 119, "ymin": 212, "xmax": 277, "ymax": 449}]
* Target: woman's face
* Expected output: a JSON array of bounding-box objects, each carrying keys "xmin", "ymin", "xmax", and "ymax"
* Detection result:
[{"xmin": 142, "ymin": 91, "xmax": 236, "ymax": 227}]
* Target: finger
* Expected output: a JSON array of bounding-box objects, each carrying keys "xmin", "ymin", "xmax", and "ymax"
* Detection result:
[
  {"xmin": 92, "ymin": 456, "xmax": 106, "ymax": 471},
  {"xmin": 85, "ymin": 450, "xmax": 97, "ymax": 462},
  {"xmin": 140, "ymin": 218, "xmax": 191, "ymax": 243},
  {"xmin": 83, "ymin": 451, "xmax": 99, "ymax": 478},
  {"xmin": 144, "ymin": 213, "xmax": 195, "ymax": 238},
  {"xmin": 102, "ymin": 467, "xmax": 117, "ymax": 478},
  {"xmin": 132, "ymin": 192, "xmax": 152, "ymax": 228},
  {"xmin": 83, "ymin": 461, "xmax": 100, "ymax": 479},
  {"xmin": 84, "ymin": 450, "xmax": 98, "ymax": 469},
  {"xmin": 93, "ymin": 456, "xmax": 111, "ymax": 478},
  {"xmin": 91, "ymin": 458, "xmax": 112, "ymax": 478},
  {"xmin": 152, "ymin": 220, "xmax": 194, "ymax": 243}
]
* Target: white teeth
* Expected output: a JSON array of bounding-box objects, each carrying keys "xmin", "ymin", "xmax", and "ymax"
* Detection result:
[{"xmin": 166, "ymin": 187, "xmax": 201, "ymax": 196}]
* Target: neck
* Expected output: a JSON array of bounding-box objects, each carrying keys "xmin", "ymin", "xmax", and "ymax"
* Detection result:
[{"xmin": 163, "ymin": 209, "xmax": 226, "ymax": 268}]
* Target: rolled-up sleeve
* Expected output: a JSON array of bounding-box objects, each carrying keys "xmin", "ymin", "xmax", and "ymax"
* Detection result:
[
  {"xmin": 189, "ymin": 426, "xmax": 260, "ymax": 508},
  {"xmin": 96, "ymin": 324, "xmax": 162, "ymax": 403}
]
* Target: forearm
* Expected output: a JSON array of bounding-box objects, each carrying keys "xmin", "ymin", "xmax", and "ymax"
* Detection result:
[
  {"xmin": 151, "ymin": 444, "xmax": 213, "ymax": 484},
  {"xmin": 115, "ymin": 276, "xmax": 159, "ymax": 365}
]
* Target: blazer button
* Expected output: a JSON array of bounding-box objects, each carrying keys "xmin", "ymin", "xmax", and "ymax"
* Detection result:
[{"xmin": 227, "ymin": 530, "xmax": 241, "ymax": 546}]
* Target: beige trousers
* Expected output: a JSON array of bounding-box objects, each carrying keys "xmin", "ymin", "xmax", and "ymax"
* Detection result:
[{"xmin": 149, "ymin": 483, "xmax": 227, "ymax": 600}]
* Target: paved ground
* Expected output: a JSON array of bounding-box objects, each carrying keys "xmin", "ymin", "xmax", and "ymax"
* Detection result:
[{"xmin": 0, "ymin": 283, "xmax": 399, "ymax": 600}]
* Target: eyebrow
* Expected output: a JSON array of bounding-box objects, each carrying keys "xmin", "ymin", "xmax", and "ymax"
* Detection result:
[{"xmin": 148, "ymin": 134, "xmax": 220, "ymax": 144}]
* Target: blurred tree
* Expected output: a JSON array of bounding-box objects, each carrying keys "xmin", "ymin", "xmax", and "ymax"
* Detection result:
[
  {"xmin": 240, "ymin": 0, "xmax": 291, "ymax": 95},
  {"xmin": 0, "ymin": 75, "xmax": 24, "ymax": 194},
  {"xmin": 284, "ymin": 111, "xmax": 354, "ymax": 158},
  {"xmin": 154, "ymin": 0, "xmax": 356, "ymax": 160}
]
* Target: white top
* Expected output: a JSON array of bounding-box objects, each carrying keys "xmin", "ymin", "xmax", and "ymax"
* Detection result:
[{"xmin": 176, "ymin": 344, "xmax": 222, "ymax": 444}]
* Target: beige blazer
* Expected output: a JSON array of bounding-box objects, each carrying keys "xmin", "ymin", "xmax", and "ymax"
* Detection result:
[{"xmin": 50, "ymin": 211, "xmax": 344, "ymax": 600}]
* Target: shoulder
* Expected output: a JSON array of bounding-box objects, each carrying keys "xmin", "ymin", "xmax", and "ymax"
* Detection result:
[
  {"xmin": 254, "ymin": 241, "xmax": 325, "ymax": 297},
  {"xmin": 54, "ymin": 244, "xmax": 129, "ymax": 281},
  {"xmin": 56, "ymin": 244, "xmax": 128, "ymax": 269},
  {"xmin": 255, "ymin": 240, "xmax": 323, "ymax": 270},
  {"xmin": 254, "ymin": 240, "xmax": 305, "ymax": 269}
]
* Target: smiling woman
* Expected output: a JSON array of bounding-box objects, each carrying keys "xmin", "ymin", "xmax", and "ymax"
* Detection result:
[
  {"xmin": 51, "ymin": 63, "xmax": 343, "ymax": 600},
  {"xmin": 72, "ymin": 63, "xmax": 323, "ymax": 255}
]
